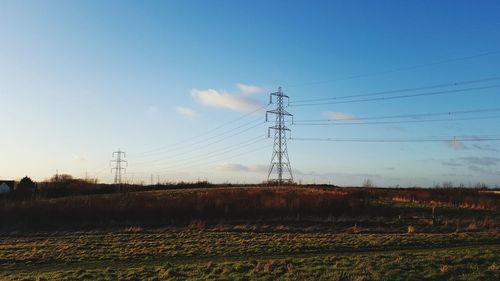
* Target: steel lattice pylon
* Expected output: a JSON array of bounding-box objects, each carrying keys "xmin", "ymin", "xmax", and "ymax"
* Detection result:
[
  {"xmin": 266, "ymin": 87, "xmax": 293, "ymax": 184},
  {"xmin": 110, "ymin": 149, "xmax": 127, "ymax": 184}
]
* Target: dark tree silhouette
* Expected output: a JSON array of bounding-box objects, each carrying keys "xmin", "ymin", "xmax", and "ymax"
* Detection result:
[
  {"xmin": 13, "ymin": 176, "xmax": 37, "ymax": 199},
  {"xmin": 17, "ymin": 176, "xmax": 36, "ymax": 192}
]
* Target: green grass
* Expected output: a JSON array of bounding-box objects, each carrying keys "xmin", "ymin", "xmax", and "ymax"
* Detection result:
[
  {"xmin": 1, "ymin": 229, "xmax": 498, "ymax": 280},
  {"xmin": 1, "ymin": 230, "xmax": 498, "ymax": 263},
  {"xmin": 1, "ymin": 246, "xmax": 499, "ymax": 280}
]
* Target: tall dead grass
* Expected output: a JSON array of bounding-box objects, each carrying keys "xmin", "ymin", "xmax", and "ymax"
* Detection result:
[{"xmin": 0, "ymin": 187, "xmax": 387, "ymax": 227}]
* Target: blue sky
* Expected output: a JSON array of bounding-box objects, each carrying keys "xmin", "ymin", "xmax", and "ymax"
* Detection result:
[{"xmin": 1, "ymin": 0, "xmax": 500, "ymax": 186}]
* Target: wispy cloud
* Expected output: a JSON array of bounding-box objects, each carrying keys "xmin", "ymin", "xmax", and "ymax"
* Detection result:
[
  {"xmin": 175, "ymin": 106, "xmax": 196, "ymax": 118},
  {"xmin": 441, "ymin": 172, "xmax": 473, "ymax": 177},
  {"xmin": 321, "ymin": 112, "xmax": 360, "ymax": 123},
  {"xmin": 237, "ymin": 83, "xmax": 264, "ymax": 95},
  {"xmin": 220, "ymin": 163, "xmax": 250, "ymax": 172},
  {"xmin": 460, "ymin": 156, "xmax": 500, "ymax": 166},
  {"xmin": 441, "ymin": 156, "xmax": 500, "ymax": 175},
  {"xmin": 71, "ymin": 153, "xmax": 85, "ymax": 162},
  {"xmin": 191, "ymin": 88, "xmax": 262, "ymax": 112},
  {"xmin": 467, "ymin": 165, "xmax": 500, "ymax": 175},
  {"xmin": 471, "ymin": 143, "xmax": 498, "ymax": 152},
  {"xmin": 445, "ymin": 139, "xmax": 465, "ymax": 150},
  {"xmin": 293, "ymin": 169, "xmax": 380, "ymax": 179},
  {"xmin": 219, "ymin": 163, "xmax": 268, "ymax": 173},
  {"xmin": 442, "ymin": 161, "xmax": 463, "ymax": 167}
]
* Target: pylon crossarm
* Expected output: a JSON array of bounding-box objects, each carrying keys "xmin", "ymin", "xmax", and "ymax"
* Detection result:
[
  {"xmin": 266, "ymin": 109, "xmax": 292, "ymax": 117},
  {"xmin": 270, "ymin": 92, "xmax": 289, "ymax": 98},
  {"xmin": 269, "ymin": 126, "xmax": 290, "ymax": 131}
]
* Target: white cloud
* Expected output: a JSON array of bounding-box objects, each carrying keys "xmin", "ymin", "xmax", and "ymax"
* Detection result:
[
  {"xmin": 446, "ymin": 139, "xmax": 465, "ymax": 150},
  {"xmin": 237, "ymin": 83, "xmax": 264, "ymax": 95},
  {"xmin": 191, "ymin": 88, "xmax": 262, "ymax": 112},
  {"xmin": 175, "ymin": 106, "xmax": 196, "ymax": 118},
  {"xmin": 321, "ymin": 112, "xmax": 360, "ymax": 123},
  {"xmin": 71, "ymin": 153, "xmax": 85, "ymax": 161}
]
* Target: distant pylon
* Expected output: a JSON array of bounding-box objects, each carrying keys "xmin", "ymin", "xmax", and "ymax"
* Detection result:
[
  {"xmin": 110, "ymin": 149, "xmax": 127, "ymax": 184},
  {"xmin": 266, "ymin": 87, "xmax": 293, "ymax": 184}
]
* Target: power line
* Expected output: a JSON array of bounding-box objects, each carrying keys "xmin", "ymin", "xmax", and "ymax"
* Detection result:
[
  {"xmin": 293, "ymin": 108, "xmax": 500, "ymax": 122},
  {"xmin": 131, "ymin": 119, "xmax": 265, "ymax": 166},
  {"xmin": 92, "ymin": 165, "xmax": 111, "ymax": 175},
  {"xmin": 152, "ymin": 142, "xmax": 270, "ymax": 175},
  {"xmin": 133, "ymin": 135, "xmax": 267, "ymax": 168},
  {"xmin": 287, "ymin": 50, "xmax": 500, "ymax": 88},
  {"xmin": 131, "ymin": 114, "xmax": 265, "ymax": 160},
  {"xmin": 173, "ymin": 117, "xmax": 264, "ymax": 153},
  {"xmin": 289, "ymin": 84, "xmax": 500, "ymax": 107},
  {"xmin": 167, "ymin": 136, "xmax": 267, "ymax": 167},
  {"xmin": 152, "ymin": 138, "xmax": 268, "ymax": 172},
  {"xmin": 292, "ymin": 136, "xmax": 500, "ymax": 143},
  {"xmin": 293, "ymin": 115, "xmax": 500, "ymax": 126},
  {"xmin": 291, "ymin": 76, "xmax": 500, "ymax": 104},
  {"xmin": 129, "ymin": 104, "xmax": 269, "ymax": 157}
]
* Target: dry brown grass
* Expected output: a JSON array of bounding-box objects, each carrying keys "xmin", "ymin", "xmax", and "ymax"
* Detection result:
[
  {"xmin": 1, "ymin": 185, "xmax": 497, "ymax": 230},
  {"xmin": 0, "ymin": 186, "xmax": 365, "ymax": 227},
  {"xmin": 407, "ymin": 225, "xmax": 416, "ymax": 233},
  {"xmin": 124, "ymin": 226, "xmax": 144, "ymax": 233},
  {"xmin": 440, "ymin": 264, "xmax": 449, "ymax": 273}
]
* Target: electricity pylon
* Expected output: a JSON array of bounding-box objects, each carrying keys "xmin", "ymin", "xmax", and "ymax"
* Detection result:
[
  {"xmin": 266, "ymin": 87, "xmax": 293, "ymax": 184},
  {"xmin": 110, "ymin": 149, "xmax": 127, "ymax": 184}
]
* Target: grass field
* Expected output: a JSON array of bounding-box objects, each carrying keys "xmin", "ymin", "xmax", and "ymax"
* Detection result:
[
  {"xmin": 1, "ymin": 229, "xmax": 499, "ymax": 280},
  {"xmin": 1, "ymin": 186, "xmax": 498, "ymax": 280}
]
